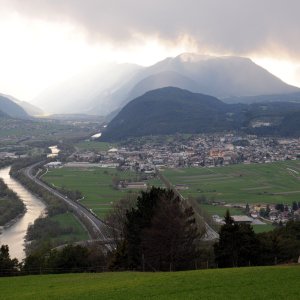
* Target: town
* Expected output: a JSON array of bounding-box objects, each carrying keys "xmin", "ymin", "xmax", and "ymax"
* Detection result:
[{"xmin": 69, "ymin": 133, "xmax": 300, "ymax": 172}]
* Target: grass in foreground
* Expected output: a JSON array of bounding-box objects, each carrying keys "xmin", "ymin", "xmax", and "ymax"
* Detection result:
[{"xmin": 0, "ymin": 266, "xmax": 299, "ymax": 299}]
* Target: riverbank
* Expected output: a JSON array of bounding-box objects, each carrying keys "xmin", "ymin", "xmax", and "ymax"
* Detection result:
[
  {"xmin": 0, "ymin": 166, "xmax": 46, "ymax": 260},
  {"xmin": 0, "ymin": 178, "xmax": 26, "ymax": 227}
]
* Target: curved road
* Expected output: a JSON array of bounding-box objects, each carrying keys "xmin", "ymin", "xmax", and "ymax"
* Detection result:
[{"xmin": 23, "ymin": 163, "xmax": 113, "ymax": 245}]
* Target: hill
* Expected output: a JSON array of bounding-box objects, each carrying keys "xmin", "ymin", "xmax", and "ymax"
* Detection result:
[
  {"xmin": 0, "ymin": 109, "xmax": 8, "ymax": 118},
  {"xmin": 101, "ymin": 87, "xmax": 300, "ymax": 141},
  {"xmin": 0, "ymin": 95, "xmax": 30, "ymax": 119},
  {"xmin": 101, "ymin": 87, "xmax": 239, "ymax": 141},
  {"xmin": 0, "ymin": 266, "xmax": 298, "ymax": 299}
]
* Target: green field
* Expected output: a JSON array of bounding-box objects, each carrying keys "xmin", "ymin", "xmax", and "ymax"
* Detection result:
[
  {"xmin": 0, "ymin": 266, "xmax": 299, "ymax": 299},
  {"xmin": 50, "ymin": 212, "xmax": 89, "ymax": 242},
  {"xmin": 75, "ymin": 141, "xmax": 114, "ymax": 152},
  {"xmin": 43, "ymin": 168, "xmax": 145, "ymax": 217},
  {"xmin": 163, "ymin": 160, "xmax": 300, "ymax": 205},
  {"xmin": 200, "ymin": 204, "xmax": 243, "ymax": 216}
]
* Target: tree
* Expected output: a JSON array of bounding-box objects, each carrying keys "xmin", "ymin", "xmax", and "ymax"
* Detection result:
[
  {"xmin": 214, "ymin": 210, "xmax": 260, "ymax": 268},
  {"xmin": 109, "ymin": 187, "xmax": 202, "ymax": 271},
  {"xmin": 265, "ymin": 204, "xmax": 271, "ymax": 218},
  {"xmin": 245, "ymin": 203, "xmax": 250, "ymax": 215},
  {"xmin": 0, "ymin": 245, "xmax": 19, "ymax": 276},
  {"xmin": 292, "ymin": 202, "xmax": 298, "ymax": 211}
]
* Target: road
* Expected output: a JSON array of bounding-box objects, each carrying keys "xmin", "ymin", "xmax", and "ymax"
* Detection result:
[{"xmin": 23, "ymin": 163, "xmax": 114, "ymax": 247}]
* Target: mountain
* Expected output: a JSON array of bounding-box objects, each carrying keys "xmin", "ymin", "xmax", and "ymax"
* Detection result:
[
  {"xmin": 101, "ymin": 87, "xmax": 240, "ymax": 141},
  {"xmin": 33, "ymin": 53, "xmax": 300, "ymax": 116},
  {"xmin": 0, "ymin": 93, "xmax": 43, "ymax": 116},
  {"xmin": 32, "ymin": 63, "xmax": 142, "ymax": 115},
  {"xmin": 0, "ymin": 95, "xmax": 30, "ymax": 119},
  {"xmin": 89, "ymin": 53, "xmax": 300, "ymax": 115},
  {"xmin": 101, "ymin": 87, "xmax": 300, "ymax": 141}
]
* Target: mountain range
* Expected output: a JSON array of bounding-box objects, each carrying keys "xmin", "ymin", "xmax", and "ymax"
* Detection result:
[
  {"xmin": 0, "ymin": 94, "xmax": 30, "ymax": 119},
  {"xmin": 101, "ymin": 87, "xmax": 300, "ymax": 141},
  {"xmin": 31, "ymin": 53, "xmax": 300, "ymax": 116},
  {"xmin": 0, "ymin": 93, "xmax": 43, "ymax": 117}
]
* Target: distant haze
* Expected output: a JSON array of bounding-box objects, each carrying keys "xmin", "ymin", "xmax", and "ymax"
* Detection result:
[
  {"xmin": 0, "ymin": 1, "xmax": 299, "ymax": 103},
  {"xmin": 33, "ymin": 53, "xmax": 299, "ymax": 116}
]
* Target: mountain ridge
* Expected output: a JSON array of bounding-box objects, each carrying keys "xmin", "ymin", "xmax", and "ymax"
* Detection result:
[
  {"xmin": 31, "ymin": 53, "xmax": 300, "ymax": 116},
  {"xmin": 0, "ymin": 95, "xmax": 30, "ymax": 119},
  {"xmin": 101, "ymin": 87, "xmax": 300, "ymax": 141}
]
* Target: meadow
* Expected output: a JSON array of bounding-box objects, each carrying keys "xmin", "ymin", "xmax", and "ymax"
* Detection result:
[
  {"xmin": 0, "ymin": 265, "xmax": 299, "ymax": 299},
  {"xmin": 75, "ymin": 141, "xmax": 114, "ymax": 152},
  {"xmin": 163, "ymin": 160, "xmax": 300, "ymax": 205},
  {"xmin": 43, "ymin": 167, "xmax": 145, "ymax": 217},
  {"xmin": 50, "ymin": 212, "xmax": 89, "ymax": 243}
]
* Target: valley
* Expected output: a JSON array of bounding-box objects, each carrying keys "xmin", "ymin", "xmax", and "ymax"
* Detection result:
[{"xmin": 1, "ymin": 2, "xmax": 300, "ymax": 299}]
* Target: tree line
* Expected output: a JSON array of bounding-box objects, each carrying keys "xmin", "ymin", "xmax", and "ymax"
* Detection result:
[
  {"xmin": 0, "ymin": 179, "xmax": 25, "ymax": 226},
  {"xmin": 1, "ymin": 187, "xmax": 299, "ymax": 276}
]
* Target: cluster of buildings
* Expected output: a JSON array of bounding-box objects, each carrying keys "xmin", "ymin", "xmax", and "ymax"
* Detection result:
[
  {"xmin": 212, "ymin": 202, "xmax": 300, "ymax": 226},
  {"xmin": 72, "ymin": 133, "xmax": 300, "ymax": 171}
]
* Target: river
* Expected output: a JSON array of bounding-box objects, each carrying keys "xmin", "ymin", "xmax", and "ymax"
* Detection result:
[
  {"xmin": 47, "ymin": 145, "xmax": 60, "ymax": 158},
  {"xmin": 0, "ymin": 167, "xmax": 46, "ymax": 261}
]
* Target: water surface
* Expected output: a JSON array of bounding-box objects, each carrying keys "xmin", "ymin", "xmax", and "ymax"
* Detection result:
[{"xmin": 0, "ymin": 167, "xmax": 46, "ymax": 261}]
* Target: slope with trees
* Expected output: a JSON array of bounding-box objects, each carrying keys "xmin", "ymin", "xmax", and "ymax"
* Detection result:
[{"xmin": 101, "ymin": 87, "xmax": 300, "ymax": 141}]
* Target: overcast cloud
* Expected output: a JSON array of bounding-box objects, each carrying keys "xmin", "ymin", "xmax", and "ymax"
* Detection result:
[{"xmin": 1, "ymin": 0, "xmax": 300, "ymax": 60}]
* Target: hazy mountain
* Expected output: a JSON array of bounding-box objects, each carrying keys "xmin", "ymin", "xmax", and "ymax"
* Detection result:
[
  {"xmin": 101, "ymin": 87, "xmax": 300, "ymax": 141},
  {"xmin": 91, "ymin": 53, "xmax": 299, "ymax": 115},
  {"xmin": 32, "ymin": 53, "xmax": 300, "ymax": 116},
  {"xmin": 126, "ymin": 71, "xmax": 199, "ymax": 101},
  {"xmin": 32, "ymin": 63, "xmax": 142, "ymax": 114},
  {"xmin": 0, "ymin": 95, "xmax": 30, "ymax": 119},
  {"xmin": 0, "ymin": 93, "xmax": 43, "ymax": 116},
  {"xmin": 122, "ymin": 53, "xmax": 299, "ymax": 103}
]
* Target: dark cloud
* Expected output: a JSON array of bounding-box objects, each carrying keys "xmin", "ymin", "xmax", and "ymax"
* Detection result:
[{"xmin": 2, "ymin": 0, "xmax": 300, "ymax": 59}]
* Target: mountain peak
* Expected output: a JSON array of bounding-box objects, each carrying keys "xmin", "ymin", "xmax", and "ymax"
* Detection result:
[{"xmin": 176, "ymin": 53, "xmax": 213, "ymax": 62}]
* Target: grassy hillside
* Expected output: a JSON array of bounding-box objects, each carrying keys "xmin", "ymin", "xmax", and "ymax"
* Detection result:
[{"xmin": 0, "ymin": 266, "xmax": 299, "ymax": 299}]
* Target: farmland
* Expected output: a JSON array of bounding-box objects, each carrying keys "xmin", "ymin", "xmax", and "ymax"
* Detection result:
[
  {"xmin": 75, "ymin": 141, "xmax": 114, "ymax": 152},
  {"xmin": 0, "ymin": 265, "xmax": 299, "ymax": 299},
  {"xmin": 43, "ymin": 167, "xmax": 147, "ymax": 218},
  {"xmin": 163, "ymin": 160, "xmax": 300, "ymax": 205},
  {"xmin": 50, "ymin": 212, "xmax": 89, "ymax": 243}
]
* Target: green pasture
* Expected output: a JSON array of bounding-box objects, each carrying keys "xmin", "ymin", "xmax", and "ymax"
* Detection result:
[
  {"xmin": 163, "ymin": 160, "xmax": 300, "ymax": 205},
  {"xmin": 50, "ymin": 212, "xmax": 89, "ymax": 242},
  {"xmin": 0, "ymin": 266, "xmax": 299, "ymax": 299},
  {"xmin": 200, "ymin": 204, "xmax": 243, "ymax": 216},
  {"xmin": 43, "ymin": 167, "xmax": 143, "ymax": 218},
  {"xmin": 75, "ymin": 141, "xmax": 114, "ymax": 152}
]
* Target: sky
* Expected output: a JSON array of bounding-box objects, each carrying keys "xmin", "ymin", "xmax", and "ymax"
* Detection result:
[{"xmin": 0, "ymin": 0, "xmax": 300, "ymax": 102}]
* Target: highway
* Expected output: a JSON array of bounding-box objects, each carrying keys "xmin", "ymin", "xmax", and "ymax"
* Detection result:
[{"xmin": 23, "ymin": 163, "xmax": 114, "ymax": 247}]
